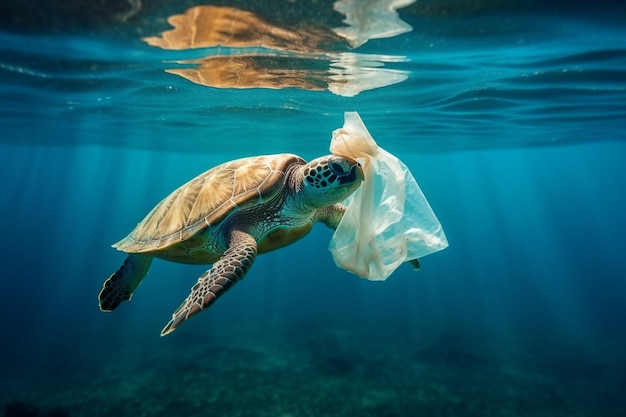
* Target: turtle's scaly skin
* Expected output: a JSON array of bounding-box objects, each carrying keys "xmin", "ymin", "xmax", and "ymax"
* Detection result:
[{"xmin": 98, "ymin": 153, "xmax": 363, "ymax": 335}]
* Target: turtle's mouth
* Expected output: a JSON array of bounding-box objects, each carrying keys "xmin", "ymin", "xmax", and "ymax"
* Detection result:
[{"xmin": 338, "ymin": 163, "xmax": 362, "ymax": 185}]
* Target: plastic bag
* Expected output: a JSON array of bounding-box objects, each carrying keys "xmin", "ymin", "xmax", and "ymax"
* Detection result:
[{"xmin": 329, "ymin": 112, "xmax": 448, "ymax": 280}]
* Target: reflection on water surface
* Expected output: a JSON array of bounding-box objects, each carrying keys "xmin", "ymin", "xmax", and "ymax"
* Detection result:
[{"xmin": 142, "ymin": 2, "xmax": 414, "ymax": 96}]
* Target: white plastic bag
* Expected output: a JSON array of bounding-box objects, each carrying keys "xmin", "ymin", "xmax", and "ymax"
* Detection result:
[{"xmin": 329, "ymin": 112, "xmax": 448, "ymax": 280}]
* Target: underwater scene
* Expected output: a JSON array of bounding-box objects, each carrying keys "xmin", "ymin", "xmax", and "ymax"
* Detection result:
[{"xmin": 1, "ymin": 0, "xmax": 626, "ymax": 416}]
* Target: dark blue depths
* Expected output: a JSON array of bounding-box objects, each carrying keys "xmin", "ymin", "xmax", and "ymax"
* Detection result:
[{"xmin": 1, "ymin": 142, "xmax": 625, "ymax": 417}]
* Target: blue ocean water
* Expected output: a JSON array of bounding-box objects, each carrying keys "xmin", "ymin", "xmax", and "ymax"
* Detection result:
[{"xmin": 1, "ymin": 1, "xmax": 626, "ymax": 416}]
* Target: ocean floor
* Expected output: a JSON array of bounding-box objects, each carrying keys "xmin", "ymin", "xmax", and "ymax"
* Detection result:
[{"xmin": 2, "ymin": 317, "xmax": 625, "ymax": 417}]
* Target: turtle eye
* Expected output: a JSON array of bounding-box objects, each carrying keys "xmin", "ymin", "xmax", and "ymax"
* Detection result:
[{"xmin": 329, "ymin": 159, "xmax": 349, "ymax": 176}]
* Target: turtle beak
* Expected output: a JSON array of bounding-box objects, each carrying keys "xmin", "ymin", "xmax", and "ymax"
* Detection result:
[{"xmin": 338, "ymin": 161, "xmax": 363, "ymax": 185}]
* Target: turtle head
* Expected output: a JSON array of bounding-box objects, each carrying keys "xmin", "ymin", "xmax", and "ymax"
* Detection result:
[{"xmin": 297, "ymin": 155, "xmax": 363, "ymax": 209}]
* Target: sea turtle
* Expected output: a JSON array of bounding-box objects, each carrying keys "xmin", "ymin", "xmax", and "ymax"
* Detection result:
[{"xmin": 98, "ymin": 153, "xmax": 363, "ymax": 336}]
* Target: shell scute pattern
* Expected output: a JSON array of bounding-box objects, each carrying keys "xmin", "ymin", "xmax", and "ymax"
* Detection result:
[{"xmin": 114, "ymin": 154, "xmax": 304, "ymax": 253}]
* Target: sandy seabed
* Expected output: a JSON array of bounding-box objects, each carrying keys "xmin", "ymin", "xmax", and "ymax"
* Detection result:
[{"xmin": 2, "ymin": 318, "xmax": 624, "ymax": 417}]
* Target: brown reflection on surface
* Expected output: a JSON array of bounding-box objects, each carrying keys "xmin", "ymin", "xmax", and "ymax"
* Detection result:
[
  {"xmin": 166, "ymin": 55, "xmax": 329, "ymax": 91},
  {"xmin": 143, "ymin": 5, "xmax": 342, "ymax": 53},
  {"xmin": 142, "ymin": 5, "xmax": 408, "ymax": 96}
]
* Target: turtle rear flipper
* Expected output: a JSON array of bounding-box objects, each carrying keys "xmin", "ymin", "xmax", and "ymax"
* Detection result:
[
  {"xmin": 161, "ymin": 230, "xmax": 257, "ymax": 336},
  {"xmin": 99, "ymin": 254, "xmax": 153, "ymax": 311}
]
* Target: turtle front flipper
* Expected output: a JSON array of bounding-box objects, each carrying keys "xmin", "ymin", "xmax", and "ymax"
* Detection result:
[
  {"xmin": 315, "ymin": 203, "xmax": 346, "ymax": 230},
  {"xmin": 99, "ymin": 254, "xmax": 153, "ymax": 311},
  {"xmin": 161, "ymin": 230, "xmax": 257, "ymax": 336}
]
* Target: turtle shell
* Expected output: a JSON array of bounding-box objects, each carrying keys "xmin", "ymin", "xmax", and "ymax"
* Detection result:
[{"xmin": 114, "ymin": 153, "xmax": 305, "ymax": 253}]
